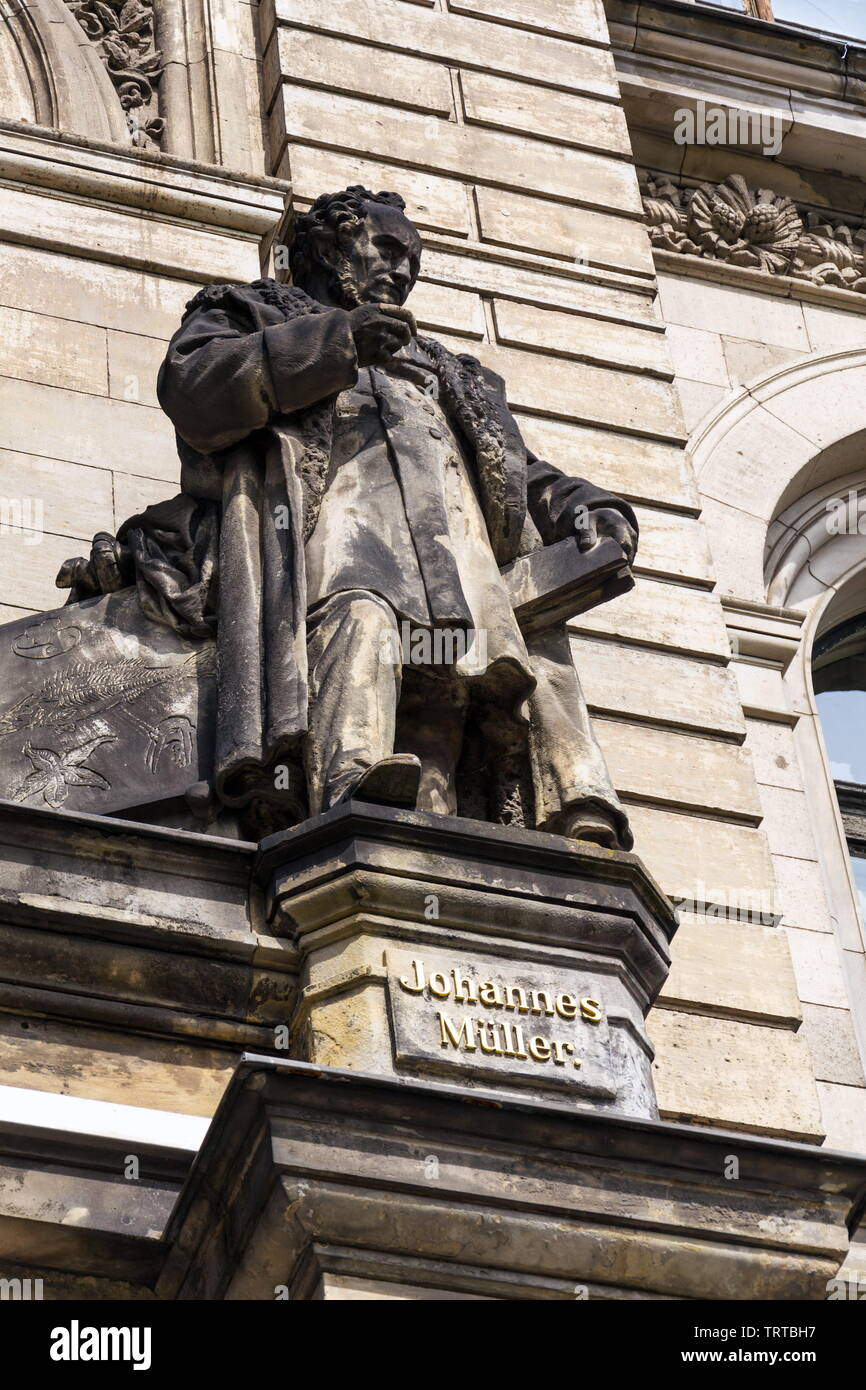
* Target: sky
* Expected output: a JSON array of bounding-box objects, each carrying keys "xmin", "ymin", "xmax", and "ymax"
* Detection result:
[
  {"xmin": 815, "ymin": 688, "xmax": 866, "ymax": 783},
  {"xmin": 703, "ymin": 0, "xmax": 866, "ymax": 40}
]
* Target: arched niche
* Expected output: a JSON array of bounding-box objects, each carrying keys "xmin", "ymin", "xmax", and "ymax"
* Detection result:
[
  {"xmin": 0, "ymin": 0, "xmax": 129, "ymax": 143},
  {"xmin": 692, "ymin": 348, "xmax": 866, "ymax": 1055}
]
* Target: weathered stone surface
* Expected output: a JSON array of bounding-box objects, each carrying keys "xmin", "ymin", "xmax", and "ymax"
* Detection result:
[
  {"xmin": 270, "ymin": 0, "xmax": 620, "ymax": 95},
  {"xmin": 514, "ymin": 415, "xmax": 697, "ymax": 510},
  {"xmin": 0, "ymin": 590, "xmax": 216, "ymax": 817},
  {"xmin": 650, "ymin": 1009, "xmax": 824, "ymax": 1141},
  {"xmin": 449, "ymin": 0, "xmax": 608, "ymax": 45},
  {"xmin": 0, "ymin": 1013, "xmax": 235, "ymax": 1118},
  {"xmin": 658, "ymin": 273, "xmax": 810, "ymax": 352},
  {"xmin": 800, "ymin": 1004, "xmax": 866, "ymax": 1087},
  {"xmin": 461, "ymin": 71, "xmax": 632, "ymax": 156},
  {"xmin": 0, "ymin": 797, "xmax": 295, "ymax": 1124},
  {"xmin": 272, "ymin": 29, "xmax": 455, "ymax": 115},
  {"xmin": 289, "ymin": 145, "xmax": 473, "ymax": 235},
  {"xmin": 385, "ymin": 946, "xmax": 618, "ymax": 1096},
  {"xmin": 502, "ymin": 534, "xmax": 633, "ymax": 632},
  {"xmin": 271, "ymin": 86, "xmax": 644, "ymax": 213},
  {"xmin": 816, "ymin": 1081, "xmax": 866, "ymax": 1155},
  {"xmin": 257, "ymin": 803, "xmax": 676, "ymax": 1117},
  {"xmin": 0, "ymin": 449, "xmax": 114, "ymax": 544},
  {"xmin": 0, "ymin": 305, "xmax": 107, "ymax": 396},
  {"xmin": 476, "ymin": 185, "xmax": 655, "ymax": 273},
  {"xmin": 0, "ymin": 377, "xmax": 178, "ymax": 481},
  {"xmin": 492, "ymin": 298, "xmax": 672, "ymax": 377},
  {"xmin": 573, "ymin": 576, "xmax": 730, "ymax": 658},
  {"xmin": 625, "ymin": 803, "xmax": 775, "ymax": 908},
  {"xmin": 660, "ymin": 918, "xmax": 801, "ymax": 1026},
  {"xmin": 459, "ymin": 341, "xmax": 685, "ymax": 438},
  {"xmin": 594, "ymin": 717, "xmax": 762, "ymax": 819},
  {"xmin": 157, "ymin": 1057, "xmax": 866, "ymax": 1300},
  {"xmin": 572, "ymin": 634, "xmax": 747, "ymax": 738}
]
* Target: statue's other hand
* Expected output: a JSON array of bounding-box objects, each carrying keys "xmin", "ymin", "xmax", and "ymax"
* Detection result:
[
  {"xmin": 348, "ymin": 304, "xmax": 417, "ymax": 367},
  {"xmin": 574, "ymin": 505, "xmax": 638, "ymax": 566}
]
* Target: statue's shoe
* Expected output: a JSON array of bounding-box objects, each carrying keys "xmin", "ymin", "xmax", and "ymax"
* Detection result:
[
  {"xmin": 342, "ymin": 754, "xmax": 422, "ymax": 810},
  {"xmin": 543, "ymin": 806, "xmax": 620, "ymax": 850}
]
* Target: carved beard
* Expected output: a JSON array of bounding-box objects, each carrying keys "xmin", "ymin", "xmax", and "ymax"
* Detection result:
[{"xmin": 333, "ymin": 254, "xmax": 364, "ymax": 309}]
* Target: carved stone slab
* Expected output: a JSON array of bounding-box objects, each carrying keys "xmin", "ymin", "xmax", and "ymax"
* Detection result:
[
  {"xmin": 385, "ymin": 945, "xmax": 617, "ymax": 1097},
  {"xmin": 0, "ymin": 591, "xmax": 215, "ymax": 815}
]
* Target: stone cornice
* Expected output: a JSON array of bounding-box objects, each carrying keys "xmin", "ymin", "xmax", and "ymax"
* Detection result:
[
  {"xmin": 157, "ymin": 1057, "xmax": 866, "ymax": 1300},
  {"xmin": 0, "ymin": 121, "xmax": 289, "ymax": 234},
  {"xmin": 606, "ymin": 0, "xmax": 866, "ymax": 101}
]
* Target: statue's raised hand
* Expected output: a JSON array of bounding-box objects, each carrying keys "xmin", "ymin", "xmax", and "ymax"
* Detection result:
[{"xmin": 348, "ymin": 305, "xmax": 417, "ymax": 367}]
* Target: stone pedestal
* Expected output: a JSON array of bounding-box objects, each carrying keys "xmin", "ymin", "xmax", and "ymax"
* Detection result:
[
  {"xmin": 255, "ymin": 803, "xmax": 677, "ymax": 1119},
  {"xmin": 157, "ymin": 1057, "xmax": 866, "ymax": 1301}
]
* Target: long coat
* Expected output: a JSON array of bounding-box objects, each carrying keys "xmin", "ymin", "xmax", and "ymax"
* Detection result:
[{"xmin": 143, "ymin": 280, "xmax": 637, "ymax": 810}]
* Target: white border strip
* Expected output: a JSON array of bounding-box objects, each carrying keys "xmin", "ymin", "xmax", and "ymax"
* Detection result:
[{"xmin": 0, "ymin": 1084, "xmax": 208, "ymax": 1152}]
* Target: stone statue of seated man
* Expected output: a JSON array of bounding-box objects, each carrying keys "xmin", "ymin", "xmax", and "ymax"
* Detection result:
[{"xmin": 59, "ymin": 186, "xmax": 638, "ymax": 849}]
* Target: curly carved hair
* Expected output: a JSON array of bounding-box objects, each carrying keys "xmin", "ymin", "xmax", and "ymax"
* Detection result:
[{"xmin": 289, "ymin": 186, "xmax": 408, "ymax": 300}]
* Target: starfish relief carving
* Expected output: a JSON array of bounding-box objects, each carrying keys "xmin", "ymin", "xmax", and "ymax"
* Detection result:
[{"xmin": 12, "ymin": 734, "xmax": 116, "ymax": 809}]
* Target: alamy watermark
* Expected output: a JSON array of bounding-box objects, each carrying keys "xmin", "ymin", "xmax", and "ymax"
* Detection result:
[
  {"xmin": 0, "ymin": 496, "xmax": 44, "ymax": 544},
  {"xmin": 674, "ymin": 100, "xmax": 783, "ymax": 158},
  {"xmin": 674, "ymin": 882, "xmax": 778, "ymax": 927},
  {"xmin": 825, "ymin": 489, "xmax": 866, "ymax": 535},
  {"xmin": 379, "ymin": 622, "xmax": 488, "ymax": 672}
]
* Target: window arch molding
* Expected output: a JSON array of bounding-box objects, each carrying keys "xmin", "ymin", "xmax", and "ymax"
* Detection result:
[
  {"xmin": 0, "ymin": 0, "xmax": 129, "ymax": 143},
  {"xmin": 692, "ymin": 346, "xmax": 866, "ymax": 1025}
]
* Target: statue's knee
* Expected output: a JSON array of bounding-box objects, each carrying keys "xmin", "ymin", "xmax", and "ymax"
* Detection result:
[{"xmin": 341, "ymin": 591, "xmax": 399, "ymax": 638}]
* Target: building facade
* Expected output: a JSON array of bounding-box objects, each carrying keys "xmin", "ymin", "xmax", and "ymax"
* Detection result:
[{"xmin": 0, "ymin": 0, "xmax": 865, "ymax": 1299}]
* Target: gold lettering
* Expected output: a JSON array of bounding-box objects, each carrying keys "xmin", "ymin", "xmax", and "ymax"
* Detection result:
[
  {"xmin": 399, "ymin": 958, "xmax": 426, "ymax": 993},
  {"xmin": 528, "ymin": 1035, "xmax": 551, "ymax": 1062},
  {"xmin": 580, "ymin": 997, "xmax": 603, "ymax": 1024},
  {"xmin": 439, "ymin": 1012, "xmax": 476, "ymax": 1051},
  {"xmin": 428, "ymin": 971, "xmax": 450, "ymax": 998},
  {"xmin": 451, "ymin": 969, "xmax": 477, "ymax": 1004},
  {"xmin": 478, "ymin": 980, "xmax": 503, "ymax": 1007},
  {"xmin": 550, "ymin": 1039, "xmax": 575, "ymax": 1065},
  {"xmin": 511, "ymin": 1023, "xmax": 528, "ymax": 1059},
  {"xmin": 503, "ymin": 984, "xmax": 529, "ymax": 1012},
  {"xmin": 500, "ymin": 1020, "xmax": 527, "ymax": 1058},
  {"xmin": 477, "ymin": 1019, "xmax": 504, "ymax": 1054},
  {"xmin": 529, "ymin": 989, "xmax": 554, "ymax": 1016},
  {"xmin": 556, "ymin": 992, "xmax": 577, "ymax": 1020}
]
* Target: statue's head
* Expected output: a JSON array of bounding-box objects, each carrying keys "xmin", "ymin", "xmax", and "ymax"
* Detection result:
[{"xmin": 290, "ymin": 186, "xmax": 421, "ymax": 309}]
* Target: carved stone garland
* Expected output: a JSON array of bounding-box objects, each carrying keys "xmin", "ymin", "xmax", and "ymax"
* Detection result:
[
  {"xmin": 640, "ymin": 172, "xmax": 866, "ymax": 295},
  {"xmin": 65, "ymin": 0, "xmax": 165, "ymax": 149}
]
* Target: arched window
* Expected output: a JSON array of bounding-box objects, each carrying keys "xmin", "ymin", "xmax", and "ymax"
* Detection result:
[{"xmin": 814, "ymin": 611, "xmax": 866, "ymax": 924}]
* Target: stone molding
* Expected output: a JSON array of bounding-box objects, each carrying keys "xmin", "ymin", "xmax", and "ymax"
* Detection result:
[
  {"xmin": 0, "ymin": 797, "xmax": 297, "ymax": 1051},
  {"xmin": 0, "ymin": 120, "xmax": 289, "ymax": 278},
  {"xmin": 157, "ymin": 1056, "xmax": 866, "ymax": 1300},
  {"xmin": 607, "ymin": 0, "xmax": 866, "ymax": 103},
  {"xmin": 255, "ymin": 802, "xmax": 676, "ymax": 1119},
  {"xmin": 0, "ymin": 0, "xmax": 130, "ymax": 144},
  {"xmin": 642, "ymin": 172, "xmax": 866, "ymax": 296}
]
